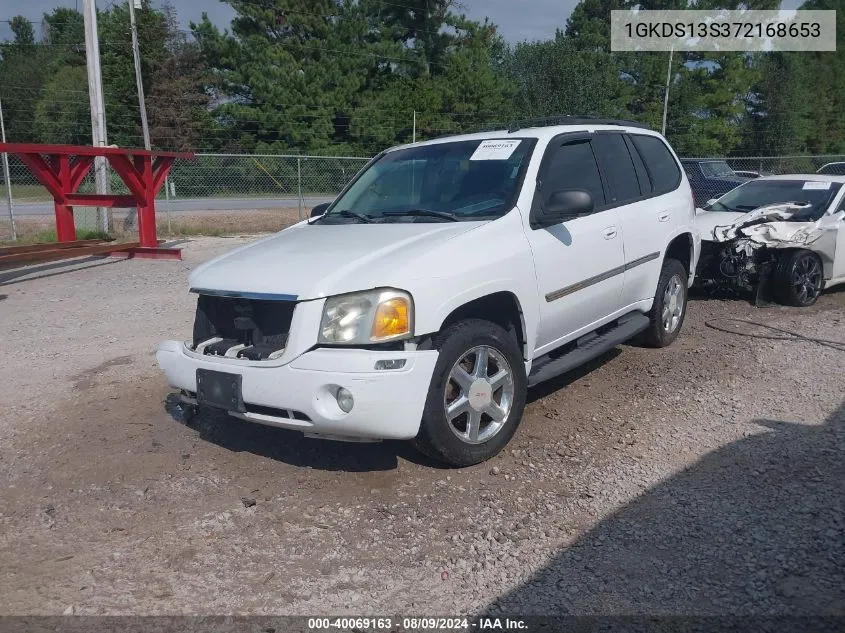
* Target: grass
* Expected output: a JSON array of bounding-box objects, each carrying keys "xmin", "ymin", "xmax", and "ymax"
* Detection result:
[
  {"xmin": 154, "ymin": 212, "xmax": 298, "ymax": 237},
  {"xmin": 2, "ymin": 208, "xmax": 304, "ymax": 243},
  {"xmin": 7, "ymin": 184, "xmax": 52, "ymax": 202}
]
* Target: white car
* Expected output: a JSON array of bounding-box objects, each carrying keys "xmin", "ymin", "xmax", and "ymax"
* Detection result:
[
  {"xmin": 158, "ymin": 119, "xmax": 700, "ymax": 466},
  {"xmin": 695, "ymin": 175, "xmax": 845, "ymax": 306}
]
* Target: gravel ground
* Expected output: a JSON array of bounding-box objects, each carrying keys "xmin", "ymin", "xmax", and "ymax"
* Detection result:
[{"xmin": 0, "ymin": 236, "xmax": 843, "ymax": 616}]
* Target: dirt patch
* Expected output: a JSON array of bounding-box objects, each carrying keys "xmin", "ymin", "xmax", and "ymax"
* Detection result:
[{"xmin": 0, "ymin": 237, "xmax": 842, "ymax": 615}]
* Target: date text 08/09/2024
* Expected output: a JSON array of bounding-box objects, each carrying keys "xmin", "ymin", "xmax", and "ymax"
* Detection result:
[{"xmin": 306, "ymin": 617, "xmax": 528, "ymax": 631}]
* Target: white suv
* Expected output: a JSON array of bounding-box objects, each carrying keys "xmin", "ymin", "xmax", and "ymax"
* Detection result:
[{"xmin": 157, "ymin": 118, "xmax": 700, "ymax": 466}]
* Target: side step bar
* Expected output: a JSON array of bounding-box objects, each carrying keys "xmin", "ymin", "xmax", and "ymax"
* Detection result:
[{"xmin": 528, "ymin": 312, "xmax": 650, "ymax": 387}]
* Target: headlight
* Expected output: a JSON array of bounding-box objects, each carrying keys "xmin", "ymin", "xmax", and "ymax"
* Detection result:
[{"xmin": 318, "ymin": 288, "xmax": 413, "ymax": 345}]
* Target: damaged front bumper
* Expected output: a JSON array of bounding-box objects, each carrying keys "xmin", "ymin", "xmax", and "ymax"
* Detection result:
[
  {"xmin": 695, "ymin": 203, "xmax": 839, "ymax": 301},
  {"xmin": 157, "ymin": 340, "xmax": 439, "ymax": 441}
]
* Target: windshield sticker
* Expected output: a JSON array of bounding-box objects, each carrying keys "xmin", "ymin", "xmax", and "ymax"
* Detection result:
[
  {"xmin": 470, "ymin": 140, "xmax": 520, "ymax": 161},
  {"xmin": 803, "ymin": 181, "xmax": 832, "ymax": 190}
]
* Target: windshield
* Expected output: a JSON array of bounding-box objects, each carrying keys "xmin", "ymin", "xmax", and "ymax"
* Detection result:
[
  {"xmin": 319, "ymin": 139, "xmax": 535, "ymax": 223},
  {"xmin": 706, "ymin": 179, "xmax": 841, "ymax": 221},
  {"xmin": 700, "ymin": 161, "xmax": 735, "ymax": 178},
  {"xmin": 817, "ymin": 163, "xmax": 845, "ymax": 175}
]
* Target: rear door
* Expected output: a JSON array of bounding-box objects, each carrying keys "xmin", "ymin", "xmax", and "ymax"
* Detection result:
[
  {"xmin": 592, "ymin": 132, "xmax": 661, "ymax": 308},
  {"xmin": 524, "ymin": 134, "xmax": 625, "ymax": 355},
  {"xmin": 613, "ymin": 133, "xmax": 685, "ymax": 306}
]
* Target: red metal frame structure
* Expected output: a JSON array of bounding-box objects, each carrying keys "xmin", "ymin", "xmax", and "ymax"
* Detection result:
[{"xmin": 0, "ymin": 143, "xmax": 193, "ymax": 259}]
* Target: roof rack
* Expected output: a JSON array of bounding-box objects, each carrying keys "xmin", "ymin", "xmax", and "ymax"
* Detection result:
[
  {"xmin": 427, "ymin": 115, "xmax": 651, "ymax": 141},
  {"xmin": 507, "ymin": 115, "xmax": 651, "ymax": 133}
]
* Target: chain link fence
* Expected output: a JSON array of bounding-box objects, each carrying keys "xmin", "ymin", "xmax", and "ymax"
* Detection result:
[
  {"xmin": 2, "ymin": 152, "xmax": 843, "ymax": 242},
  {"xmin": 0, "ymin": 153, "xmax": 371, "ymax": 241},
  {"xmin": 681, "ymin": 155, "xmax": 845, "ymax": 207}
]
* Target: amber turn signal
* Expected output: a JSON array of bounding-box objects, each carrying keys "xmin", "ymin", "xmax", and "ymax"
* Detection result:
[{"xmin": 371, "ymin": 297, "xmax": 411, "ymax": 340}]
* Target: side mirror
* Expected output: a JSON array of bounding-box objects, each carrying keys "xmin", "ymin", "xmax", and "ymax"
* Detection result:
[
  {"xmin": 705, "ymin": 198, "xmax": 718, "ymax": 207},
  {"xmin": 544, "ymin": 189, "xmax": 594, "ymax": 222},
  {"xmin": 310, "ymin": 203, "xmax": 330, "ymax": 218}
]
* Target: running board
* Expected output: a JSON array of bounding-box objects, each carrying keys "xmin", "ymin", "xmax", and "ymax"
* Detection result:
[{"xmin": 528, "ymin": 312, "xmax": 650, "ymax": 388}]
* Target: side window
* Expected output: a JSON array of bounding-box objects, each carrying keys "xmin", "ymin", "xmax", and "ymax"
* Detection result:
[
  {"xmin": 632, "ymin": 135, "xmax": 682, "ymax": 196},
  {"xmin": 592, "ymin": 133, "xmax": 641, "ymax": 205},
  {"xmin": 625, "ymin": 135, "xmax": 652, "ymax": 196},
  {"xmin": 542, "ymin": 140, "xmax": 606, "ymax": 208}
]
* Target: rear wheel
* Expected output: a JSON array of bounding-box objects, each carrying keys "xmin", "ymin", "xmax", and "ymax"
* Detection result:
[
  {"xmin": 774, "ymin": 250, "xmax": 823, "ymax": 307},
  {"xmin": 643, "ymin": 258, "xmax": 688, "ymax": 348},
  {"xmin": 413, "ymin": 319, "xmax": 527, "ymax": 467}
]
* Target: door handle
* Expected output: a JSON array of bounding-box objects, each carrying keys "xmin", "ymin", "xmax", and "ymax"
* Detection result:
[
  {"xmin": 603, "ymin": 226, "xmax": 618, "ymax": 240},
  {"xmin": 658, "ymin": 211, "xmax": 671, "ymax": 222}
]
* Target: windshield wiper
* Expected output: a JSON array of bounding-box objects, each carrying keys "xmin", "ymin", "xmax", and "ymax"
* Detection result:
[
  {"xmin": 709, "ymin": 201, "xmax": 742, "ymax": 212},
  {"xmin": 382, "ymin": 208, "xmax": 459, "ymax": 222},
  {"xmin": 334, "ymin": 210, "xmax": 373, "ymax": 223}
]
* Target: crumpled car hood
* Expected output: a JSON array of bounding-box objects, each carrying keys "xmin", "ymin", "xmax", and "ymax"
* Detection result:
[{"xmin": 697, "ymin": 203, "xmax": 822, "ymax": 247}]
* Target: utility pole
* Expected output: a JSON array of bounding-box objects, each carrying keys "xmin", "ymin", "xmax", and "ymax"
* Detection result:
[
  {"xmin": 125, "ymin": 0, "xmax": 151, "ymax": 230},
  {"xmin": 661, "ymin": 46, "xmax": 674, "ymax": 137},
  {"xmin": 412, "ymin": 110, "xmax": 416, "ymax": 144},
  {"xmin": 83, "ymin": 0, "xmax": 111, "ymax": 232},
  {"xmin": 129, "ymin": 0, "xmax": 151, "ymax": 151},
  {"xmin": 0, "ymin": 93, "xmax": 17, "ymax": 241}
]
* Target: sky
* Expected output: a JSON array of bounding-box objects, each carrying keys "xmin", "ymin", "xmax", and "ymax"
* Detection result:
[{"xmin": 0, "ymin": 0, "xmax": 805, "ymax": 43}]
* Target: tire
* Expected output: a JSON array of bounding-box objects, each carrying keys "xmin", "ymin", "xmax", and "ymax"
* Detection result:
[
  {"xmin": 774, "ymin": 250, "xmax": 823, "ymax": 307},
  {"xmin": 413, "ymin": 319, "xmax": 527, "ymax": 467},
  {"xmin": 643, "ymin": 258, "xmax": 689, "ymax": 348}
]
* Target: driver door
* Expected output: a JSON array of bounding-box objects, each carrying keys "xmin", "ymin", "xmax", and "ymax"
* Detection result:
[{"xmin": 524, "ymin": 135, "xmax": 625, "ymax": 356}]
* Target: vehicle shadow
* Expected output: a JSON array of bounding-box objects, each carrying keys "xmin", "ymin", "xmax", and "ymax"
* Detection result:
[
  {"xmin": 527, "ymin": 349, "xmax": 623, "ymax": 404},
  {"xmin": 160, "ymin": 349, "xmax": 626, "ymax": 472},
  {"xmin": 0, "ymin": 256, "xmax": 124, "ymax": 286},
  {"xmin": 688, "ymin": 284, "xmax": 762, "ymax": 307},
  {"xmin": 482, "ymin": 402, "xmax": 845, "ymax": 617},
  {"xmin": 163, "ymin": 392, "xmax": 446, "ymax": 472}
]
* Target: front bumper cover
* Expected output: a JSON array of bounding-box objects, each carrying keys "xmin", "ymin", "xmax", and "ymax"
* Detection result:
[{"xmin": 157, "ymin": 341, "xmax": 439, "ymax": 440}]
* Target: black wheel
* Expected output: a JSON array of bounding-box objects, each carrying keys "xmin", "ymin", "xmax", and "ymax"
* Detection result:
[
  {"xmin": 643, "ymin": 258, "xmax": 688, "ymax": 348},
  {"xmin": 774, "ymin": 250, "xmax": 823, "ymax": 307},
  {"xmin": 413, "ymin": 319, "xmax": 527, "ymax": 467},
  {"xmin": 182, "ymin": 403, "xmax": 199, "ymax": 425}
]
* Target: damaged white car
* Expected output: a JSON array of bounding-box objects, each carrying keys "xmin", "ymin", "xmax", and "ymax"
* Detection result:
[{"xmin": 695, "ymin": 175, "xmax": 845, "ymax": 306}]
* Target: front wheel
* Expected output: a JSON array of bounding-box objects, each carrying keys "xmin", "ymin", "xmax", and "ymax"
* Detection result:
[
  {"xmin": 774, "ymin": 250, "xmax": 823, "ymax": 307},
  {"xmin": 413, "ymin": 319, "xmax": 527, "ymax": 467},
  {"xmin": 643, "ymin": 258, "xmax": 689, "ymax": 348}
]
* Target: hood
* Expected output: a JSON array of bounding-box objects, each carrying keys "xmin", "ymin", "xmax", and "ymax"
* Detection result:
[
  {"xmin": 188, "ymin": 220, "xmax": 485, "ymax": 300},
  {"xmin": 696, "ymin": 203, "xmax": 824, "ymax": 247},
  {"xmin": 694, "ymin": 209, "xmax": 746, "ymax": 241}
]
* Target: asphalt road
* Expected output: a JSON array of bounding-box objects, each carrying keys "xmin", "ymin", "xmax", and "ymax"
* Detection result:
[{"xmin": 10, "ymin": 196, "xmax": 335, "ymax": 216}]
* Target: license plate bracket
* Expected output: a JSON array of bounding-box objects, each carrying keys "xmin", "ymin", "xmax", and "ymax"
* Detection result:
[{"xmin": 196, "ymin": 369, "xmax": 245, "ymax": 412}]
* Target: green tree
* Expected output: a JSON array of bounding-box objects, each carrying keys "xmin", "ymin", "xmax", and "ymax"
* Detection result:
[
  {"xmin": 99, "ymin": 0, "xmax": 170, "ymax": 147},
  {"xmin": 34, "ymin": 66, "xmax": 92, "ymax": 145},
  {"xmin": 193, "ymin": 0, "xmax": 515, "ymax": 154},
  {"xmin": 0, "ymin": 16, "xmax": 52, "ymax": 142},
  {"xmin": 505, "ymin": 32, "xmax": 625, "ymax": 121},
  {"xmin": 795, "ymin": 0, "xmax": 845, "ymax": 153},
  {"xmin": 9, "ymin": 16, "xmax": 34, "ymax": 45},
  {"xmin": 146, "ymin": 6, "xmax": 214, "ymax": 151}
]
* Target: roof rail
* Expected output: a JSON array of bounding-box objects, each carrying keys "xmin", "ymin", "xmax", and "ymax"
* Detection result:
[
  {"xmin": 424, "ymin": 115, "xmax": 651, "ymax": 142},
  {"xmin": 507, "ymin": 115, "xmax": 651, "ymax": 133}
]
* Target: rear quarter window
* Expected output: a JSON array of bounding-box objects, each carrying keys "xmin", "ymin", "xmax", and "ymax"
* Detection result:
[{"xmin": 631, "ymin": 135, "xmax": 682, "ymax": 196}]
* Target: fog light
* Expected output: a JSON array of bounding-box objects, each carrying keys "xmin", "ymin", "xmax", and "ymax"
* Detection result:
[
  {"xmin": 374, "ymin": 358, "xmax": 407, "ymax": 370},
  {"xmin": 336, "ymin": 387, "xmax": 354, "ymax": 413}
]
